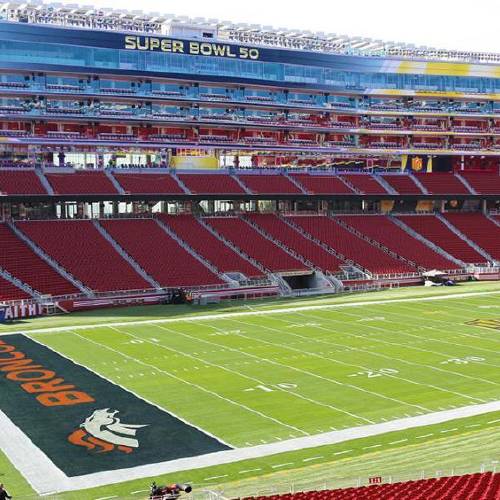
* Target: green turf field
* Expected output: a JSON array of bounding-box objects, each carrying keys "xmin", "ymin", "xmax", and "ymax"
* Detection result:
[{"xmin": 1, "ymin": 282, "xmax": 499, "ymax": 499}]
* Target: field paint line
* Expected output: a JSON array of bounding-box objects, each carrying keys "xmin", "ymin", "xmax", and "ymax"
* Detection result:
[
  {"xmin": 401, "ymin": 302, "xmax": 500, "ymax": 343},
  {"xmin": 229, "ymin": 316, "xmax": 486, "ymax": 405},
  {"xmin": 389, "ymin": 439, "xmax": 408, "ymax": 445},
  {"xmin": 7, "ymin": 400, "xmax": 500, "ymax": 495},
  {"xmin": 362, "ymin": 305, "xmax": 500, "ymax": 363},
  {"xmin": 111, "ymin": 325, "xmax": 373, "ymax": 426},
  {"xmin": 204, "ymin": 475, "xmax": 228, "ymax": 481},
  {"xmin": 363, "ymin": 444, "xmax": 382, "ymax": 449},
  {"xmin": 238, "ymin": 469, "xmax": 262, "ymax": 474},
  {"xmin": 272, "ymin": 463, "xmax": 294, "ymax": 468},
  {"xmin": 5, "ymin": 289, "xmax": 500, "ymax": 337},
  {"xmin": 72, "ymin": 331, "xmax": 308, "ymax": 436},
  {"xmin": 215, "ymin": 320, "xmax": 431, "ymax": 414},
  {"xmin": 294, "ymin": 310, "xmax": 499, "ymax": 389},
  {"xmin": 487, "ymin": 419, "xmax": 500, "ymax": 424},
  {"xmin": 312, "ymin": 307, "xmax": 500, "ymax": 369},
  {"xmin": 440, "ymin": 428, "xmax": 458, "ymax": 433},
  {"xmin": 303, "ymin": 456, "xmax": 323, "ymax": 462},
  {"xmin": 465, "ymin": 424, "xmax": 481, "ymax": 428},
  {"xmin": 94, "ymin": 496, "xmax": 117, "ymax": 500},
  {"xmin": 130, "ymin": 490, "xmax": 149, "ymax": 495},
  {"xmin": 415, "ymin": 434, "xmax": 434, "ymax": 439},
  {"xmin": 333, "ymin": 450, "xmax": 352, "ymax": 455},
  {"xmin": 25, "ymin": 334, "xmax": 234, "ymax": 449},
  {"xmin": 152, "ymin": 325, "xmax": 373, "ymax": 424}
]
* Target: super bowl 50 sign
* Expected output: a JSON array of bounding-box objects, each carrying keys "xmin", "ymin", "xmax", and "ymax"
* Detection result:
[{"xmin": 124, "ymin": 35, "xmax": 260, "ymax": 60}]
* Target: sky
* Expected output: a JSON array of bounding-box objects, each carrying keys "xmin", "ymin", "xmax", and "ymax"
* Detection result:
[{"xmin": 82, "ymin": 0, "xmax": 499, "ymax": 53}]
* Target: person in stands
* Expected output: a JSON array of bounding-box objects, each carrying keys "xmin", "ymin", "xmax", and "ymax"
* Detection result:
[{"xmin": 0, "ymin": 484, "xmax": 12, "ymax": 500}]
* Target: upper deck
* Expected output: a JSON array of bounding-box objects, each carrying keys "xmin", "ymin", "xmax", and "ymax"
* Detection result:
[{"xmin": 0, "ymin": 4, "xmax": 498, "ymax": 95}]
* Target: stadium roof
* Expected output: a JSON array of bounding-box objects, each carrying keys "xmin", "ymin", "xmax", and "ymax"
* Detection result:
[{"xmin": 1, "ymin": 0, "xmax": 499, "ymax": 64}]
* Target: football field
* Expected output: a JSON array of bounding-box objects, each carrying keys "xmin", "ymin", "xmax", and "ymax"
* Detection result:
[{"xmin": 1, "ymin": 282, "xmax": 500, "ymax": 499}]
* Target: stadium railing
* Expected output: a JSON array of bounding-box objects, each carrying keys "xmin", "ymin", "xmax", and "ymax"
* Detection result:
[{"xmin": 197, "ymin": 462, "xmax": 500, "ymax": 500}]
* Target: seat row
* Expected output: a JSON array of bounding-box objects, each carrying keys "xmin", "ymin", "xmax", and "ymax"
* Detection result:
[
  {"xmin": 240, "ymin": 471, "xmax": 500, "ymax": 500},
  {"xmin": 1, "ymin": 168, "xmax": 499, "ymax": 195},
  {"xmin": 0, "ymin": 213, "xmax": 497, "ymax": 301}
]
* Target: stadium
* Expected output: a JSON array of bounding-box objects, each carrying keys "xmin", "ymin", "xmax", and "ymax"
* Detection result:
[{"xmin": 0, "ymin": 1, "xmax": 499, "ymax": 498}]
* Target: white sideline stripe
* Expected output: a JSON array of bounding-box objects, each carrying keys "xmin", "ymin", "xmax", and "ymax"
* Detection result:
[
  {"xmin": 2, "ymin": 400, "xmax": 500, "ymax": 495},
  {"xmin": 2, "ymin": 290, "xmax": 500, "ymax": 337}
]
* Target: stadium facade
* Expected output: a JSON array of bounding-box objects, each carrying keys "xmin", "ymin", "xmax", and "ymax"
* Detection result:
[{"xmin": 0, "ymin": 1, "xmax": 499, "ymax": 309}]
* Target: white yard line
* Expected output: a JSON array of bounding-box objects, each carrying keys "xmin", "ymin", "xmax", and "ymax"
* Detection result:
[
  {"xmin": 2, "ymin": 289, "xmax": 499, "ymax": 337},
  {"xmin": 2, "ymin": 400, "xmax": 500, "ymax": 495},
  {"xmin": 205, "ymin": 320, "xmax": 433, "ymax": 412},
  {"xmin": 292, "ymin": 310, "xmax": 500, "ymax": 388},
  {"xmin": 109, "ymin": 326, "xmax": 372, "ymax": 426},
  {"xmin": 71, "ymin": 332, "xmax": 308, "ymax": 436},
  {"xmin": 225, "ymin": 317, "xmax": 486, "ymax": 404}
]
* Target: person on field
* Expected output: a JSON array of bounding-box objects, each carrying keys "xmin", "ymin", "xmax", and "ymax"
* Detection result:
[{"xmin": 0, "ymin": 484, "xmax": 12, "ymax": 500}]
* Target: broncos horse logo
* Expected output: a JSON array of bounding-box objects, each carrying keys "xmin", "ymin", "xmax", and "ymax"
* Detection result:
[{"xmin": 68, "ymin": 409, "xmax": 148, "ymax": 454}]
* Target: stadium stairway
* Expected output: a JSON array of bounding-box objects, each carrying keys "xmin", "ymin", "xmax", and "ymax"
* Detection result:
[
  {"xmin": 373, "ymin": 174, "xmax": 398, "ymax": 194},
  {"xmin": 337, "ymin": 215, "xmax": 461, "ymax": 271},
  {"xmin": 458, "ymin": 173, "xmax": 500, "ymax": 195},
  {"xmin": 197, "ymin": 217, "xmax": 268, "ymax": 275},
  {"xmin": 246, "ymin": 213, "xmax": 345, "ymax": 275},
  {"xmin": 103, "ymin": 169, "xmax": 125, "ymax": 194},
  {"xmin": 397, "ymin": 214, "xmax": 489, "ymax": 265},
  {"xmin": 289, "ymin": 174, "xmax": 355, "ymax": 194},
  {"xmin": 414, "ymin": 173, "xmax": 472, "ymax": 195},
  {"xmin": 34, "ymin": 168, "xmax": 54, "ymax": 195},
  {"xmin": 157, "ymin": 214, "xmax": 264, "ymax": 279},
  {"xmin": 435, "ymin": 214, "xmax": 495, "ymax": 263},
  {"xmin": 443, "ymin": 213, "xmax": 500, "ymax": 261},
  {"xmin": 170, "ymin": 171, "xmax": 191, "ymax": 194},
  {"xmin": 339, "ymin": 174, "xmax": 389, "ymax": 195},
  {"xmin": 203, "ymin": 216, "xmax": 309, "ymax": 274},
  {"xmin": 93, "ymin": 220, "xmax": 160, "ymax": 288},
  {"xmin": 155, "ymin": 218, "xmax": 232, "ymax": 283},
  {"xmin": 390, "ymin": 217, "xmax": 466, "ymax": 268},
  {"xmin": 4, "ymin": 221, "xmax": 88, "ymax": 296},
  {"xmin": 0, "ymin": 273, "xmax": 32, "ymax": 301},
  {"xmin": 17, "ymin": 220, "xmax": 152, "ymax": 292},
  {"xmin": 334, "ymin": 216, "xmax": 419, "ymax": 268},
  {"xmin": 285, "ymin": 215, "xmax": 415, "ymax": 276},
  {"xmin": 100, "ymin": 218, "xmax": 225, "ymax": 287},
  {"xmin": 380, "ymin": 174, "xmax": 425, "ymax": 195},
  {"xmin": 283, "ymin": 172, "xmax": 308, "ymax": 194},
  {"xmin": 455, "ymin": 173, "xmax": 478, "ymax": 194}
]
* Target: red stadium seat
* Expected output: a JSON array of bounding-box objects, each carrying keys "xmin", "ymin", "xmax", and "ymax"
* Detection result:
[
  {"xmin": 0, "ymin": 223, "xmax": 79, "ymax": 296},
  {"xmin": 339, "ymin": 215, "xmax": 461, "ymax": 270},
  {"xmin": 45, "ymin": 170, "xmax": 119, "ymax": 195},
  {"xmin": 17, "ymin": 220, "xmax": 150, "ymax": 292},
  {"xmin": 0, "ymin": 169, "xmax": 48, "ymax": 195},
  {"xmin": 100, "ymin": 218, "xmax": 224, "ymax": 287},
  {"xmin": 0, "ymin": 276, "xmax": 31, "ymax": 301},
  {"xmin": 287, "ymin": 215, "xmax": 416, "ymax": 276},
  {"xmin": 112, "ymin": 172, "xmax": 185, "ymax": 194},
  {"xmin": 247, "ymin": 214, "xmax": 344, "ymax": 273},
  {"xmin": 158, "ymin": 215, "xmax": 263, "ymax": 279},
  {"xmin": 204, "ymin": 217, "xmax": 308, "ymax": 273}
]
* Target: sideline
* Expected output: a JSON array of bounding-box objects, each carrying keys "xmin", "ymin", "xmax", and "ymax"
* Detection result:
[
  {"xmin": 2, "ymin": 289, "xmax": 500, "ymax": 337},
  {"xmin": 1, "ymin": 401, "xmax": 499, "ymax": 494}
]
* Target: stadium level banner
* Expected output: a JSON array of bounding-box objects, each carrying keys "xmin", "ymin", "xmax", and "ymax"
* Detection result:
[
  {"xmin": 1, "ymin": 21, "xmax": 499, "ymax": 78},
  {"xmin": 124, "ymin": 36, "xmax": 260, "ymax": 60},
  {"xmin": 0, "ymin": 303, "xmax": 44, "ymax": 322},
  {"xmin": 0, "ymin": 335, "xmax": 230, "ymax": 477}
]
